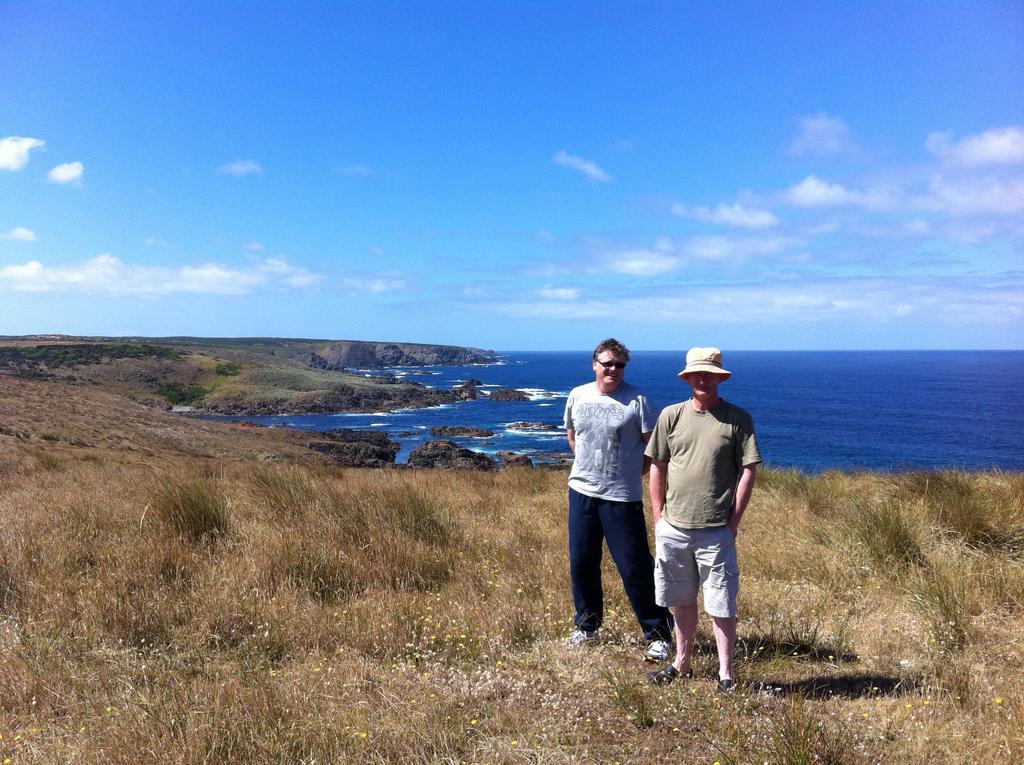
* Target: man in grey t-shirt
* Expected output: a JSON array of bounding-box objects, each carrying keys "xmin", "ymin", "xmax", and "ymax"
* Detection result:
[{"xmin": 563, "ymin": 338, "xmax": 674, "ymax": 662}]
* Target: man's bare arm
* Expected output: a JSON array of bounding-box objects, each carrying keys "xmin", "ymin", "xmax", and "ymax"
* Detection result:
[
  {"xmin": 649, "ymin": 458, "xmax": 668, "ymax": 524},
  {"xmin": 641, "ymin": 430, "xmax": 652, "ymax": 475},
  {"xmin": 566, "ymin": 428, "xmax": 576, "ymax": 453},
  {"xmin": 727, "ymin": 464, "xmax": 757, "ymax": 537}
]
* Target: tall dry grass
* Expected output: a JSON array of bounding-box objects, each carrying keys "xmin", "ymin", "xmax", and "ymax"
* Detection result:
[{"xmin": 0, "ymin": 458, "xmax": 1021, "ymax": 763}]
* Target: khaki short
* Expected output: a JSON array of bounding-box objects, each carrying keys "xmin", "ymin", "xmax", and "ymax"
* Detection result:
[{"xmin": 653, "ymin": 519, "xmax": 739, "ymax": 618}]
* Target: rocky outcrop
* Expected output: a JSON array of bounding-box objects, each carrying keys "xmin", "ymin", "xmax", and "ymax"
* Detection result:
[
  {"xmin": 430, "ymin": 426, "xmax": 494, "ymax": 437},
  {"xmin": 454, "ymin": 379, "xmax": 480, "ymax": 400},
  {"xmin": 406, "ymin": 440, "xmax": 497, "ymax": 471},
  {"xmin": 497, "ymin": 451, "xmax": 533, "ymax": 468},
  {"xmin": 489, "ymin": 388, "xmax": 529, "ymax": 401},
  {"xmin": 311, "ymin": 342, "xmax": 497, "ymax": 370},
  {"xmin": 199, "ymin": 383, "xmax": 464, "ymax": 415},
  {"xmin": 308, "ymin": 428, "xmax": 399, "ymax": 467},
  {"xmin": 506, "ymin": 421, "xmax": 562, "ymax": 432}
]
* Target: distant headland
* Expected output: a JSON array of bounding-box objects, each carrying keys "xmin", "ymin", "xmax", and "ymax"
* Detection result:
[
  {"xmin": 0, "ymin": 335, "xmax": 499, "ymax": 416},
  {"xmin": 0, "ymin": 335, "xmax": 514, "ymax": 469}
]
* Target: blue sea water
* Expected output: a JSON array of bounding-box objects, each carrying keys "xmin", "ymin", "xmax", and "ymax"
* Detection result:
[{"xmin": 220, "ymin": 351, "xmax": 1024, "ymax": 472}]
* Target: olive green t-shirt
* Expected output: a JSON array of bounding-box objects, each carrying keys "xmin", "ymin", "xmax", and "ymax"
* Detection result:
[{"xmin": 644, "ymin": 399, "xmax": 761, "ymax": 529}]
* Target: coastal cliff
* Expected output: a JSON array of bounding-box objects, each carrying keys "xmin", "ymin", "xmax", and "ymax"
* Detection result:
[
  {"xmin": 307, "ymin": 341, "xmax": 497, "ymax": 369},
  {"xmin": 0, "ymin": 336, "xmax": 494, "ymax": 416}
]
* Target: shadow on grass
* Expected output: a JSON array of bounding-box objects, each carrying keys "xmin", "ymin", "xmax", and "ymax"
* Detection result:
[
  {"xmin": 752, "ymin": 672, "xmax": 919, "ymax": 699},
  {"xmin": 737, "ymin": 635, "xmax": 858, "ymax": 664}
]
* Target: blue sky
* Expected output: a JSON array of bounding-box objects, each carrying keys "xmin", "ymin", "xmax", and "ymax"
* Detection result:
[{"xmin": 1, "ymin": 2, "xmax": 1022, "ymax": 350}]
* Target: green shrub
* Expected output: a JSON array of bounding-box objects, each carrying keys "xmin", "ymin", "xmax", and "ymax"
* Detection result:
[
  {"xmin": 215, "ymin": 361, "xmax": 242, "ymax": 376},
  {"xmin": 157, "ymin": 383, "xmax": 208, "ymax": 405}
]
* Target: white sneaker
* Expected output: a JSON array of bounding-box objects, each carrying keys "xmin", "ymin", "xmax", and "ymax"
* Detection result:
[
  {"xmin": 644, "ymin": 639, "xmax": 671, "ymax": 663},
  {"xmin": 567, "ymin": 628, "xmax": 598, "ymax": 647}
]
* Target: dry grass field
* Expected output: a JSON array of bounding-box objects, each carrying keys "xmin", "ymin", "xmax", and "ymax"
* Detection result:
[{"xmin": 1, "ymin": 433, "xmax": 1022, "ymax": 763}]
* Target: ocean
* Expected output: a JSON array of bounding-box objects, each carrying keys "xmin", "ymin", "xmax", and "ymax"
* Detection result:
[{"xmin": 217, "ymin": 350, "xmax": 1024, "ymax": 472}]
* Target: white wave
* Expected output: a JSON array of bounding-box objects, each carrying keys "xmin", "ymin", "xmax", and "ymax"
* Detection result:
[
  {"xmin": 504, "ymin": 423, "xmax": 564, "ymax": 436},
  {"xmin": 370, "ymin": 422, "xmax": 387, "ymax": 427},
  {"xmin": 515, "ymin": 387, "xmax": 563, "ymax": 401}
]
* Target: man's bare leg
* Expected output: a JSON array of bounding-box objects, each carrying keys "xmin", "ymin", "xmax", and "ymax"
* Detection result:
[
  {"xmin": 712, "ymin": 615, "xmax": 736, "ymax": 680},
  {"xmin": 671, "ymin": 604, "xmax": 698, "ymax": 673}
]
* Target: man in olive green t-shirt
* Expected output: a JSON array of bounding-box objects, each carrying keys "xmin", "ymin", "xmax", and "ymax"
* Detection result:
[{"xmin": 643, "ymin": 347, "xmax": 761, "ymax": 692}]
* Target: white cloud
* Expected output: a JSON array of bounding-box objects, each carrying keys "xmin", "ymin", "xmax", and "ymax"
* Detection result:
[
  {"xmin": 785, "ymin": 175, "xmax": 858, "ymax": 206},
  {"xmin": 537, "ymin": 286, "xmax": 578, "ymax": 300},
  {"xmin": 0, "ymin": 136, "xmax": 45, "ymax": 171},
  {"xmin": 672, "ymin": 202, "xmax": 779, "ymax": 228},
  {"xmin": 683, "ymin": 235, "xmax": 796, "ymax": 262},
  {"xmin": 242, "ymin": 242, "xmax": 265, "ymax": 251},
  {"xmin": 342, "ymin": 276, "xmax": 406, "ymax": 294},
  {"xmin": 339, "ymin": 163, "xmax": 375, "ymax": 176},
  {"xmin": 2, "ymin": 227, "xmax": 36, "ymax": 242},
  {"xmin": 926, "ymin": 126, "xmax": 1024, "ymax": 167},
  {"xmin": 610, "ymin": 249, "xmax": 679, "ymax": 276},
  {"xmin": 604, "ymin": 237, "xmax": 679, "ymax": 276},
  {"xmin": 490, "ymin": 275, "xmax": 1023, "ymax": 326},
  {"xmin": 259, "ymin": 257, "xmax": 322, "ymax": 288},
  {"xmin": 217, "ymin": 159, "xmax": 263, "ymax": 176},
  {"xmin": 596, "ymin": 234, "xmax": 795, "ymax": 275},
  {"xmin": 553, "ymin": 150, "xmax": 611, "ymax": 182},
  {"xmin": 144, "ymin": 236, "xmax": 173, "ymax": 248},
  {"xmin": 0, "ymin": 255, "xmax": 321, "ymax": 296},
  {"xmin": 47, "ymin": 161, "xmax": 84, "ymax": 184},
  {"xmin": 921, "ymin": 174, "xmax": 1024, "ymax": 216},
  {"xmin": 784, "ymin": 175, "xmax": 896, "ymax": 210},
  {"xmin": 788, "ymin": 114, "xmax": 857, "ymax": 157}
]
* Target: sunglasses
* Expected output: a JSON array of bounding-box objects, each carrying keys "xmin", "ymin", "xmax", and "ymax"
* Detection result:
[{"xmin": 596, "ymin": 359, "xmax": 627, "ymax": 370}]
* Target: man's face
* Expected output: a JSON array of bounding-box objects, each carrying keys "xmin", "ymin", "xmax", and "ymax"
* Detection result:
[
  {"xmin": 682, "ymin": 371, "xmax": 724, "ymax": 398},
  {"xmin": 593, "ymin": 350, "xmax": 627, "ymax": 392}
]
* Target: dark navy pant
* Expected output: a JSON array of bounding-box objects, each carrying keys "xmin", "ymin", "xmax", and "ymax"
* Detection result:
[{"xmin": 568, "ymin": 487, "xmax": 673, "ymax": 641}]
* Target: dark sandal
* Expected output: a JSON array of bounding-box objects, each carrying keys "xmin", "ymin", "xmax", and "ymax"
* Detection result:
[{"xmin": 647, "ymin": 664, "xmax": 692, "ymax": 685}]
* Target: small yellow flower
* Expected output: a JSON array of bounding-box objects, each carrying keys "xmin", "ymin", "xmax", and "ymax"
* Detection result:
[
  {"xmin": 995, "ymin": 698, "xmax": 1004, "ymax": 704},
  {"xmin": 470, "ymin": 719, "xmax": 477, "ymax": 726}
]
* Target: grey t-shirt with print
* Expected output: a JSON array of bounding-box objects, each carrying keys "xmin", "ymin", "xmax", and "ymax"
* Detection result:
[{"xmin": 563, "ymin": 381, "xmax": 658, "ymax": 502}]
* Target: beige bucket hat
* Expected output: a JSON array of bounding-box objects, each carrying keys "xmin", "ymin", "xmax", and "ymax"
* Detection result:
[{"xmin": 678, "ymin": 347, "xmax": 732, "ymax": 380}]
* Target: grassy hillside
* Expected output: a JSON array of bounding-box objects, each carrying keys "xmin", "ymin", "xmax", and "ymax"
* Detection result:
[
  {"xmin": 0, "ymin": 376, "xmax": 337, "ymax": 465},
  {"xmin": 0, "ymin": 443, "xmax": 1021, "ymax": 762},
  {"xmin": 0, "ymin": 337, "xmax": 470, "ymax": 414}
]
